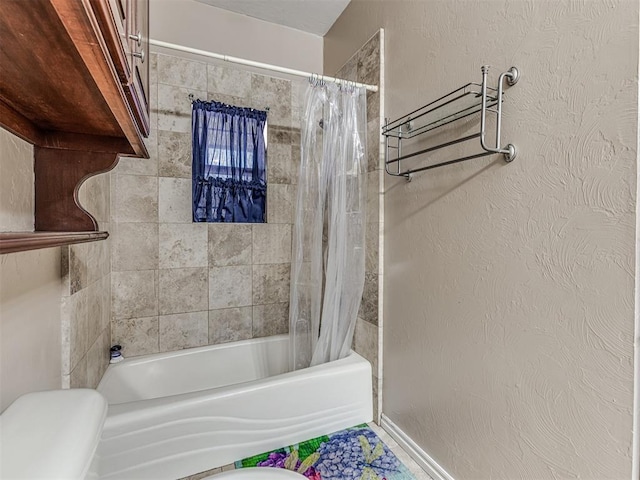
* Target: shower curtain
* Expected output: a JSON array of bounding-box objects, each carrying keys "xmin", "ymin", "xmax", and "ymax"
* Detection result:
[{"xmin": 289, "ymin": 81, "xmax": 367, "ymax": 370}]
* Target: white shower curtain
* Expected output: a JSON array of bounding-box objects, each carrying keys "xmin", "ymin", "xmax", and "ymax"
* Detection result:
[{"xmin": 289, "ymin": 81, "xmax": 367, "ymax": 370}]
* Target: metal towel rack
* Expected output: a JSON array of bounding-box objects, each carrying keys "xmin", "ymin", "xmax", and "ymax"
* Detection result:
[{"xmin": 382, "ymin": 65, "xmax": 519, "ymax": 180}]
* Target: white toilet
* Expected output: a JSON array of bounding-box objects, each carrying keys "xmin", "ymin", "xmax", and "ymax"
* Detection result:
[{"xmin": 0, "ymin": 389, "xmax": 303, "ymax": 479}]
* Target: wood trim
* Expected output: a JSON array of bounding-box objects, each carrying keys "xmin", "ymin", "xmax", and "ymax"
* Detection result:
[
  {"xmin": 41, "ymin": 131, "xmax": 134, "ymax": 154},
  {"xmin": 0, "ymin": 231, "xmax": 109, "ymax": 254},
  {"xmin": 88, "ymin": 0, "xmax": 131, "ymax": 84},
  {"xmin": 0, "ymin": 99, "xmax": 44, "ymax": 145},
  {"xmin": 34, "ymin": 147, "xmax": 119, "ymax": 231}
]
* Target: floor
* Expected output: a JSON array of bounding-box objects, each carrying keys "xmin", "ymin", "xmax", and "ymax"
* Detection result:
[{"xmin": 179, "ymin": 423, "xmax": 434, "ymax": 480}]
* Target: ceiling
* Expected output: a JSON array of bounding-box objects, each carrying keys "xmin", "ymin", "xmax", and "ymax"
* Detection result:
[{"xmin": 192, "ymin": 0, "xmax": 351, "ymax": 36}]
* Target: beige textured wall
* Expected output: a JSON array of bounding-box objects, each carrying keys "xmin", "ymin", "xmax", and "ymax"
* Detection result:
[
  {"xmin": 0, "ymin": 248, "xmax": 61, "ymax": 412},
  {"xmin": 0, "ymin": 128, "xmax": 61, "ymax": 412},
  {"xmin": 325, "ymin": 1, "xmax": 638, "ymax": 479},
  {"xmin": 151, "ymin": 0, "xmax": 323, "ymax": 73},
  {"xmin": 0, "ymin": 128, "xmax": 33, "ymax": 231}
]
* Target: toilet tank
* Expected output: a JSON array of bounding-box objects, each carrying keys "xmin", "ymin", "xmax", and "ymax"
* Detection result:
[{"xmin": 0, "ymin": 389, "xmax": 108, "ymax": 479}]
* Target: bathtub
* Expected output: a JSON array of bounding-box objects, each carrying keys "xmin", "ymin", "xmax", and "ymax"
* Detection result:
[{"xmin": 95, "ymin": 335, "xmax": 372, "ymax": 480}]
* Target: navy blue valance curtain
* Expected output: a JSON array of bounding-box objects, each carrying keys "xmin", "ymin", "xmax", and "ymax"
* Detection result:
[{"xmin": 192, "ymin": 100, "xmax": 267, "ymax": 223}]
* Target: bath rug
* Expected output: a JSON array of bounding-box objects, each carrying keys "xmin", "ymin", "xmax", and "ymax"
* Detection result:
[{"xmin": 235, "ymin": 424, "xmax": 416, "ymax": 480}]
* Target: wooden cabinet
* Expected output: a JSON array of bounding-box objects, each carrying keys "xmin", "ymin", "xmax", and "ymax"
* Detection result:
[
  {"xmin": 92, "ymin": 0, "xmax": 150, "ymax": 136},
  {"xmin": 0, "ymin": 0, "xmax": 150, "ymax": 254}
]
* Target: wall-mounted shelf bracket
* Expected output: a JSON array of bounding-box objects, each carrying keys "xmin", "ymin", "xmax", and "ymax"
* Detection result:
[{"xmin": 383, "ymin": 66, "xmax": 519, "ymax": 180}]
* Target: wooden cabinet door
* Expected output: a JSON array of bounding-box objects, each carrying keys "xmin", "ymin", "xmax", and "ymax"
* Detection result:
[
  {"xmin": 126, "ymin": 0, "xmax": 149, "ymax": 136},
  {"xmin": 93, "ymin": 0, "xmax": 132, "ymax": 83}
]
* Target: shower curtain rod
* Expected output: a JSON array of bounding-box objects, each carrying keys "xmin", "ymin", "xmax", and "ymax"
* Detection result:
[{"xmin": 149, "ymin": 39, "xmax": 379, "ymax": 92}]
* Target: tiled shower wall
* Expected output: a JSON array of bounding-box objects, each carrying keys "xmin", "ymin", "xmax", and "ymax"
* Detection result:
[
  {"xmin": 110, "ymin": 52, "xmax": 303, "ymax": 355},
  {"xmin": 61, "ymin": 174, "xmax": 112, "ymax": 388},
  {"xmin": 109, "ymin": 40, "xmax": 383, "ymax": 420},
  {"xmin": 335, "ymin": 31, "xmax": 384, "ymax": 420}
]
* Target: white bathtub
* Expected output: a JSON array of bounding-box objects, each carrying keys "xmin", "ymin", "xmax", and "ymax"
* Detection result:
[{"xmin": 95, "ymin": 335, "xmax": 372, "ymax": 480}]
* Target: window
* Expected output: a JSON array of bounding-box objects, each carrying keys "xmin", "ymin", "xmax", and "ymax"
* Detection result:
[{"xmin": 192, "ymin": 100, "xmax": 268, "ymax": 223}]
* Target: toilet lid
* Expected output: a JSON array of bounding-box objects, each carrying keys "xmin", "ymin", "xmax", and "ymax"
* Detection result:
[{"xmin": 207, "ymin": 467, "xmax": 305, "ymax": 479}]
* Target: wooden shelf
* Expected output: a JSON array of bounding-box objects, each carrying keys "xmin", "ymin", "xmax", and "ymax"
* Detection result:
[
  {"xmin": 0, "ymin": 0, "xmax": 150, "ymax": 254},
  {"xmin": 0, "ymin": 231, "xmax": 109, "ymax": 255}
]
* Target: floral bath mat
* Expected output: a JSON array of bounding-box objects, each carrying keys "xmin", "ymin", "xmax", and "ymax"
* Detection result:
[{"xmin": 235, "ymin": 424, "xmax": 416, "ymax": 480}]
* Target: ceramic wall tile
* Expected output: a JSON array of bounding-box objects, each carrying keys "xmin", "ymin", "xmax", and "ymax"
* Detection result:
[
  {"xmin": 209, "ymin": 265, "xmax": 252, "ymax": 309},
  {"xmin": 208, "ymin": 307, "xmax": 253, "ymax": 344},
  {"xmin": 269, "ymin": 126, "xmax": 295, "ymax": 145},
  {"xmin": 158, "ymin": 267, "xmax": 208, "ymax": 315},
  {"xmin": 158, "ymin": 54, "xmax": 207, "ymax": 91},
  {"xmin": 335, "ymin": 54, "xmax": 358, "ymax": 81},
  {"xmin": 69, "ymin": 288, "xmax": 89, "ymax": 374},
  {"xmin": 69, "ymin": 244, "xmax": 89, "ymax": 294},
  {"xmin": 69, "ymin": 357, "xmax": 87, "ymax": 389},
  {"xmin": 365, "ymin": 222, "xmax": 379, "ymax": 273},
  {"xmin": 251, "ymin": 74, "xmax": 291, "ymax": 127},
  {"xmin": 86, "ymin": 281, "xmax": 104, "ymax": 348},
  {"xmin": 252, "ymin": 224, "xmax": 291, "ymax": 264},
  {"xmin": 372, "ymin": 373, "xmax": 379, "ymax": 421},
  {"xmin": 114, "ymin": 174, "xmax": 158, "ymax": 223},
  {"xmin": 208, "ymin": 224, "xmax": 252, "ymax": 267},
  {"xmin": 86, "ymin": 328, "xmax": 110, "ymax": 389},
  {"xmin": 61, "ymin": 246, "xmax": 71, "ymax": 296},
  {"xmin": 157, "ymin": 84, "xmax": 206, "ymax": 133},
  {"xmin": 159, "ymin": 223, "xmax": 208, "ymax": 268},
  {"xmin": 252, "ymin": 302, "xmax": 289, "ymax": 338},
  {"xmin": 112, "ymin": 223, "xmax": 159, "ymax": 271},
  {"xmin": 149, "ymin": 52, "xmax": 158, "ymax": 85},
  {"xmin": 206, "ymin": 92, "xmax": 249, "ymax": 108},
  {"xmin": 112, "ymin": 270, "xmax": 158, "ymax": 319},
  {"xmin": 291, "ymin": 144, "xmax": 301, "ymax": 181},
  {"xmin": 159, "ymin": 311, "xmax": 208, "ymax": 352},
  {"xmin": 116, "ymin": 152, "xmax": 159, "ymax": 177},
  {"xmin": 158, "ymin": 130, "xmax": 192, "ymax": 178},
  {"xmin": 367, "ymin": 171, "xmax": 380, "ymax": 224},
  {"xmin": 290, "ymin": 80, "xmax": 305, "ymax": 128},
  {"xmin": 79, "ymin": 172, "xmax": 110, "ymax": 223},
  {"xmin": 268, "ymin": 143, "xmax": 295, "ymax": 185},
  {"xmin": 86, "ymin": 237, "xmax": 111, "ymax": 283},
  {"xmin": 100, "ymin": 274, "xmax": 111, "ymax": 334},
  {"xmin": 367, "ymin": 118, "xmax": 382, "ymax": 172},
  {"xmin": 111, "ymin": 316, "xmax": 159, "ymax": 357},
  {"xmin": 357, "ymin": 33, "xmax": 381, "ymax": 86},
  {"xmin": 252, "ymin": 263, "xmax": 290, "ymax": 305},
  {"xmin": 361, "ymin": 272, "xmax": 379, "ymax": 326},
  {"xmin": 159, "ymin": 177, "xmax": 192, "ymax": 223},
  {"xmin": 207, "ymin": 64, "xmax": 252, "ymax": 98},
  {"xmin": 267, "ymin": 184, "xmax": 295, "ymax": 224},
  {"xmin": 355, "ymin": 317, "xmax": 378, "ymax": 373},
  {"xmin": 366, "ymin": 90, "xmax": 380, "ymax": 124}
]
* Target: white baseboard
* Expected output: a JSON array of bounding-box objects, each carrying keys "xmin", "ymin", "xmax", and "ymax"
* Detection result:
[{"xmin": 380, "ymin": 414, "xmax": 455, "ymax": 480}]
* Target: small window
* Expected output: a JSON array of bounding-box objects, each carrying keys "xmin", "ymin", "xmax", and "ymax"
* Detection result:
[{"xmin": 192, "ymin": 100, "xmax": 267, "ymax": 223}]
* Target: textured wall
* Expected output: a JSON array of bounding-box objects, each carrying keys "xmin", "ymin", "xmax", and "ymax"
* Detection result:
[
  {"xmin": 0, "ymin": 126, "xmax": 113, "ymax": 405},
  {"xmin": 0, "ymin": 128, "xmax": 61, "ymax": 413},
  {"xmin": 0, "ymin": 126, "xmax": 113, "ymax": 411},
  {"xmin": 110, "ymin": 51, "xmax": 303, "ymax": 356},
  {"xmin": 0, "ymin": 128, "xmax": 33, "ymax": 231},
  {"xmin": 0, "ymin": 247, "xmax": 62, "ymax": 413},
  {"xmin": 325, "ymin": 1, "xmax": 638, "ymax": 479},
  {"xmin": 151, "ymin": 0, "xmax": 323, "ymax": 73}
]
